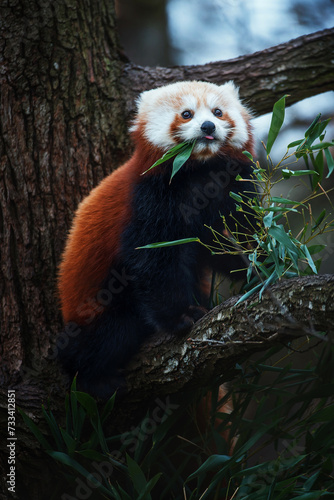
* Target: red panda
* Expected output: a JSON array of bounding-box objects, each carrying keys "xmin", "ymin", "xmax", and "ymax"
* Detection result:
[{"xmin": 57, "ymin": 81, "xmax": 255, "ymax": 399}]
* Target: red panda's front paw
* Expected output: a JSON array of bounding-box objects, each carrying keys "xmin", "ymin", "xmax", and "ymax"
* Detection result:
[
  {"xmin": 173, "ymin": 306, "xmax": 208, "ymax": 335},
  {"xmin": 173, "ymin": 313, "xmax": 196, "ymax": 334},
  {"xmin": 188, "ymin": 305, "xmax": 208, "ymax": 322}
]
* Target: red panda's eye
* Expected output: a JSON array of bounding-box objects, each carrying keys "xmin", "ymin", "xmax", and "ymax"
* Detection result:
[
  {"xmin": 181, "ymin": 110, "xmax": 193, "ymax": 119},
  {"xmin": 213, "ymin": 108, "xmax": 223, "ymax": 117}
]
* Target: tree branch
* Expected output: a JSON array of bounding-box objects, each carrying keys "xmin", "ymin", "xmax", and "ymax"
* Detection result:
[
  {"xmin": 2, "ymin": 275, "xmax": 333, "ymax": 447},
  {"xmin": 119, "ymin": 275, "xmax": 334, "ymax": 415},
  {"xmin": 121, "ymin": 28, "xmax": 334, "ymax": 116}
]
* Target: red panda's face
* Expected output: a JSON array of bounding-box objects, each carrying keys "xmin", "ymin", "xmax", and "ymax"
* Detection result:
[{"xmin": 131, "ymin": 81, "xmax": 252, "ymax": 160}]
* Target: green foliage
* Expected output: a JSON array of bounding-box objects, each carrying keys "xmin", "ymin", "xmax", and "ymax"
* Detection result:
[
  {"xmin": 21, "ymin": 343, "xmax": 334, "ymax": 499},
  {"xmin": 141, "ymin": 97, "xmax": 334, "ymax": 307},
  {"xmin": 228, "ymin": 104, "xmax": 333, "ymax": 306},
  {"xmin": 20, "ymin": 378, "xmax": 127, "ymax": 499}
]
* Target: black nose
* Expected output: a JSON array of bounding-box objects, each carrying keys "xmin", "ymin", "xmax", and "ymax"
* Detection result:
[{"xmin": 201, "ymin": 121, "xmax": 216, "ymax": 135}]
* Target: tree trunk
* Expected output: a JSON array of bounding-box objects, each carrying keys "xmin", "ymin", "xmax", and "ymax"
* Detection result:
[
  {"xmin": 0, "ymin": 1, "xmax": 128, "ymax": 495},
  {"xmin": 0, "ymin": 0, "xmax": 334, "ymax": 497},
  {"xmin": 0, "ymin": 0, "xmax": 128, "ymax": 383}
]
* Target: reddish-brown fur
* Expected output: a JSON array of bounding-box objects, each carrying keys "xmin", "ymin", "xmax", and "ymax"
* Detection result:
[{"xmin": 58, "ymin": 128, "xmax": 164, "ymax": 325}]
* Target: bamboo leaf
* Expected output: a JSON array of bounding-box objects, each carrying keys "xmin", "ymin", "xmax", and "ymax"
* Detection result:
[
  {"xmin": 259, "ymin": 270, "xmax": 278, "ymax": 300},
  {"xmin": 142, "ymin": 142, "xmax": 190, "ymax": 174},
  {"xmin": 187, "ymin": 454, "xmax": 231, "ymax": 481},
  {"xmin": 290, "ymin": 493, "xmax": 332, "ymax": 500},
  {"xmin": 74, "ymin": 391, "xmax": 98, "ymax": 419},
  {"xmin": 268, "ymin": 225, "xmax": 299, "ymax": 253},
  {"xmin": 288, "ymin": 138, "xmax": 304, "ymax": 148},
  {"xmin": 266, "ymin": 206, "xmax": 298, "ymax": 213},
  {"xmin": 243, "ymin": 150, "xmax": 254, "ymax": 161},
  {"xmin": 70, "ymin": 377, "xmax": 79, "ymax": 439},
  {"xmin": 117, "ymin": 486, "xmax": 132, "ymax": 500},
  {"xmin": 304, "ymin": 113, "xmax": 322, "ymax": 138},
  {"xmin": 138, "ymin": 474, "xmax": 162, "ymax": 500},
  {"xmin": 229, "ymin": 191, "xmax": 243, "ymax": 203},
  {"xmin": 269, "ymin": 197, "xmax": 305, "ymax": 206},
  {"xmin": 303, "ymin": 471, "xmax": 321, "ymax": 492},
  {"xmin": 304, "ymin": 118, "xmax": 331, "ymax": 150},
  {"xmin": 234, "ymin": 282, "xmax": 263, "ymax": 306},
  {"xmin": 19, "ymin": 408, "xmax": 53, "ymax": 450},
  {"xmin": 282, "ymin": 169, "xmax": 318, "ymax": 179},
  {"xmin": 41, "ymin": 406, "xmax": 65, "ymax": 452},
  {"xmin": 311, "ymin": 209, "xmax": 326, "ymax": 232},
  {"xmin": 170, "ymin": 141, "xmax": 196, "ymax": 182},
  {"xmin": 325, "ymin": 148, "xmax": 334, "ymax": 178},
  {"xmin": 266, "ymin": 95, "xmax": 288, "ymax": 155},
  {"xmin": 310, "ymin": 150, "xmax": 324, "ymax": 189},
  {"xmin": 75, "ymin": 449, "xmax": 107, "ymax": 461},
  {"xmin": 47, "ymin": 451, "xmax": 115, "ymax": 496},
  {"xmin": 310, "ymin": 141, "xmax": 334, "ymax": 150},
  {"xmin": 101, "ymin": 392, "xmax": 116, "ymax": 424},
  {"xmin": 295, "ymin": 115, "xmax": 331, "ymax": 158},
  {"xmin": 137, "ymin": 237, "xmax": 200, "ymax": 249},
  {"xmin": 60, "ymin": 428, "xmax": 77, "ymax": 455},
  {"xmin": 300, "ymin": 244, "xmax": 317, "ymax": 274},
  {"xmin": 263, "ymin": 212, "xmax": 274, "ymax": 228},
  {"xmin": 126, "ymin": 454, "xmax": 149, "ymax": 496}
]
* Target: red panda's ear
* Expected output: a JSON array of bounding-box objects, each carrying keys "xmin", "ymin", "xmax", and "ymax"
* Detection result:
[
  {"xmin": 129, "ymin": 87, "xmax": 159, "ymax": 133},
  {"xmin": 220, "ymin": 80, "xmax": 240, "ymax": 97}
]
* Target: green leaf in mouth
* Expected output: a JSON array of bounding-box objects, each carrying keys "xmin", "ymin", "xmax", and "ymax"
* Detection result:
[{"xmin": 142, "ymin": 141, "xmax": 196, "ymax": 182}]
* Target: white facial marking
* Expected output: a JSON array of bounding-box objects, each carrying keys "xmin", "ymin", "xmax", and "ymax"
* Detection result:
[{"xmin": 131, "ymin": 81, "xmax": 251, "ymax": 157}]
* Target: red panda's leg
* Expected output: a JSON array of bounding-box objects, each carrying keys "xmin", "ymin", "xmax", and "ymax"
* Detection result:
[
  {"xmin": 124, "ymin": 249, "xmax": 208, "ymax": 335},
  {"xmin": 172, "ymin": 305, "xmax": 208, "ymax": 334},
  {"xmin": 57, "ymin": 295, "xmax": 153, "ymax": 399}
]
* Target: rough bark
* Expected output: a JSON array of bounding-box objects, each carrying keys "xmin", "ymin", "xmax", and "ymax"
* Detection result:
[
  {"xmin": 0, "ymin": 0, "xmax": 128, "ymax": 385},
  {"xmin": 0, "ymin": 0, "xmax": 334, "ymax": 496}
]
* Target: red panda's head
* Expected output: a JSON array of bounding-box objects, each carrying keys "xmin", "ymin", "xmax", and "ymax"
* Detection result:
[{"xmin": 131, "ymin": 81, "xmax": 253, "ymax": 160}]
